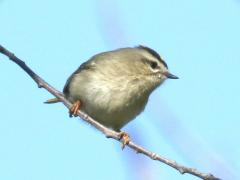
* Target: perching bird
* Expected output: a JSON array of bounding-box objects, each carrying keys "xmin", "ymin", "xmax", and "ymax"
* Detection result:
[{"xmin": 46, "ymin": 46, "xmax": 178, "ymax": 147}]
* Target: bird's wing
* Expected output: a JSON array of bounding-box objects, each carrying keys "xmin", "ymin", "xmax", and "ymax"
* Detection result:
[{"xmin": 63, "ymin": 59, "xmax": 95, "ymax": 95}]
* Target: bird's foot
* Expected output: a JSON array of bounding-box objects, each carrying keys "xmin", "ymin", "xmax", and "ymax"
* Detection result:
[
  {"xmin": 119, "ymin": 131, "xmax": 130, "ymax": 149},
  {"xmin": 69, "ymin": 100, "xmax": 81, "ymax": 117}
]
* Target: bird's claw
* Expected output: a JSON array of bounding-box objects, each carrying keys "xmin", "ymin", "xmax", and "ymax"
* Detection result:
[
  {"xmin": 69, "ymin": 100, "xmax": 81, "ymax": 117},
  {"xmin": 119, "ymin": 132, "xmax": 130, "ymax": 149}
]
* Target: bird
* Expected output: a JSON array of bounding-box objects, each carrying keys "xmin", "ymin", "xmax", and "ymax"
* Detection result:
[{"xmin": 45, "ymin": 45, "xmax": 178, "ymax": 148}]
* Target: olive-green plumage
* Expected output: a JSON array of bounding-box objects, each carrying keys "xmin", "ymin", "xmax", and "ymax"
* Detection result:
[{"xmin": 46, "ymin": 46, "xmax": 178, "ymax": 131}]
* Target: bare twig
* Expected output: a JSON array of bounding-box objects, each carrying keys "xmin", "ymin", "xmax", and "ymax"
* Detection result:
[{"xmin": 0, "ymin": 44, "xmax": 221, "ymax": 180}]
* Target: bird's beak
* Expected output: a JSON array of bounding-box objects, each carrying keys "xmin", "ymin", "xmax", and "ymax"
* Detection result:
[{"xmin": 163, "ymin": 71, "xmax": 179, "ymax": 79}]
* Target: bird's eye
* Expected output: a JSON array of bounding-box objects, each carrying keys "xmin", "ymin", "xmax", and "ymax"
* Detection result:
[{"xmin": 149, "ymin": 61, "xmax": 158, "ymax": 69}]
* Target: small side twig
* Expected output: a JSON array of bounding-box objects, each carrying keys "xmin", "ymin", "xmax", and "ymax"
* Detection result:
[{"xmin": 0, "ymin": 44, "xmax": 221, "ymax": 180}]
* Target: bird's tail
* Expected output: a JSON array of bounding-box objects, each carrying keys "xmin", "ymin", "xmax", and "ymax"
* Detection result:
[{"xmin": 44, "ymin": 98, "xmax": 60, "ymax": 104}]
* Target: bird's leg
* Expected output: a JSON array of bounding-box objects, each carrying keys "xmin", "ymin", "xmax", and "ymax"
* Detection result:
[
  {"xmin": 69, "ymin": 100, "xmax": 81, "ymax": 117},
  {"xmin": 119, "ymin": 131, "xmax": 130, "ymax": 149}
]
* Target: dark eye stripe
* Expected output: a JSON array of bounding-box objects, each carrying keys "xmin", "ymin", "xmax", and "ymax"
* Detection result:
[
  {"xmin": 141, "ymin": 58, "xmax": 159, "ymax": 70},
  {"xmin": 136, "ymin": 45, "xmax": 168, "ymax": 69},
  {"xmin": 149, "ymin": 61, "xmax": 158, "ymax": 69}
]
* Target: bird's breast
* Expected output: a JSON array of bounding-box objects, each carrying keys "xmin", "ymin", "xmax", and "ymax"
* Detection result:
[
  {"xmin": 67, "ymin": 72, "xmax": 151, "ymax": 130},
  {"xmin": 84, "ymin": 87, "xmax": 149, "ymax": 130}
]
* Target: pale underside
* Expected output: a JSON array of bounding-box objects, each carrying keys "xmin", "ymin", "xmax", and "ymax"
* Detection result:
[{"xmin": 66, "ymin": 70, "xmax": 150, "ymax": 131}]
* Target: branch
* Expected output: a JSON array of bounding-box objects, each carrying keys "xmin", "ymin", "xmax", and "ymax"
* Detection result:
[{"xmin": 0, "ymin": 44, "xmax": 221, "ymax": 180}]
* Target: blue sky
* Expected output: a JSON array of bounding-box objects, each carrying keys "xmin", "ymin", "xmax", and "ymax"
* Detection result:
[{"xmin": 0, "ymin": 0, "xmax": 239, "ymax": 180}]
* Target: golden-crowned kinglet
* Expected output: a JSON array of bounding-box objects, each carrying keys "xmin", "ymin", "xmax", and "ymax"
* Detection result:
[{"xmin": 46, "ymin": 46, "xmax": 178, "ymax": 146}]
